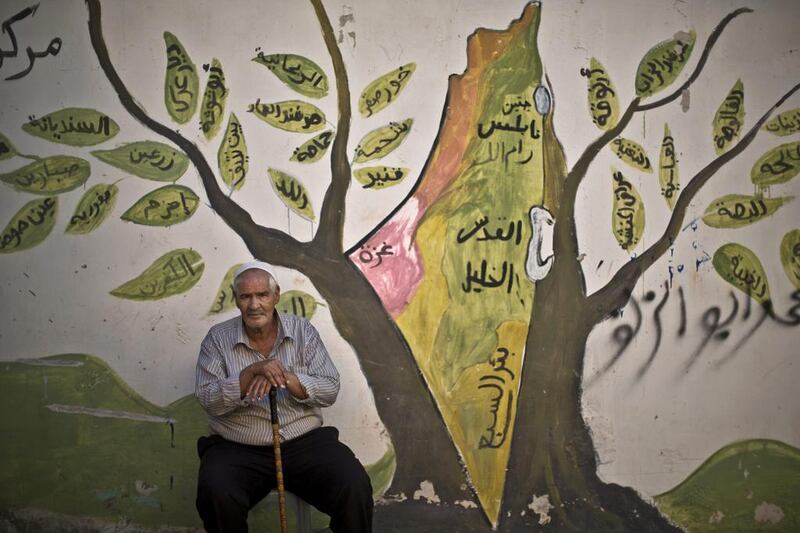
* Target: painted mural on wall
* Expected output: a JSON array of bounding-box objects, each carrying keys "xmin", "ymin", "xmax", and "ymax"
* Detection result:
[{"xmin": 1, "ymin": 0, "xmax": 799, "ymax": 531}]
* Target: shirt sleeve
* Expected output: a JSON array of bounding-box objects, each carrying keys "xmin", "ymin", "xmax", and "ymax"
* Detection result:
[
  {"xmin": 195, "ymin": 329, "xmax": 247, "ymax": 416},
  {"xmin": 293, "ymin": 321, "xmax": 340, "ymax": 407}
]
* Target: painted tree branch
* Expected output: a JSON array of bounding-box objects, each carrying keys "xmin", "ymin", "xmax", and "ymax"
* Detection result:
[
  {"xmin": 587, "ymin": 80, "xmax": 800, "ymax": 322},
  {"xmin": 637, "ymin": 7, "xmax": 752, "ymax": 112},
  {"xmin": 555, "ymin": 98, "xmax": 635, "ymax": 261},
  {"xmin": 85, "ymin": 0, "xmax": 301, "ymax": 264},
  {"xmin": 559, "ymin": 8, "xmax": 751, "ymax": 250},
  {"xmin": 310, "ymin": 0, "xmax": 353, "ymax": 255}
]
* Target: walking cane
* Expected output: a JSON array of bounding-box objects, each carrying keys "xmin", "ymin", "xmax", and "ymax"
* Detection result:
[{"xmin": 269, "ymin": 388, "xmax": 288, "ymax": 533}]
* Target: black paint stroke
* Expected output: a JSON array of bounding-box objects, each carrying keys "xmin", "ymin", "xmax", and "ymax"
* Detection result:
[
  {"xmin": 585, "ymin": 297, "xmax": 641, "ymax": 388},
  {"xmin": 716, "ymin": 303, "xmax": 768, "ymax": 367},
  {"xmin": 677, "ymin": 286, "xmax": 687, "ymax": 336},
  {"xmin": 683, "ymin": 291, "xmax": 738, "ymax": 374},
  {"xmin": 635, "ymin": 283, "xmax": 670, "ymax": 380}
]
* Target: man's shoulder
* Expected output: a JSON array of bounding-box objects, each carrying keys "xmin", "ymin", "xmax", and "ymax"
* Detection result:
[{"xmin": 206, "ymin": 315, "xmax": 241, "ymax": 338}]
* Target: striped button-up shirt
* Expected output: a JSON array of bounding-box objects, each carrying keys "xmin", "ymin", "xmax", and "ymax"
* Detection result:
[{"xmin": 195, "ymin": 312, "xmax": 340, "ymax": 445}]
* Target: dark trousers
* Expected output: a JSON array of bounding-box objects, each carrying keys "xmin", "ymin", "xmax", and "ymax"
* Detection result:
[{"xmin": 196, "ymin": 426, "xmax": 373, "ymax": 532}]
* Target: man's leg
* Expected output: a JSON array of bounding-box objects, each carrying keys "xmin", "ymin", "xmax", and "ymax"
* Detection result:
[
  {"xmin": 196, "ymin": 436, "xmax": 276, "ymax": 533},
  {"xmin": 282, "ymin": 427, "xmax": 373, "ymax": 533}
]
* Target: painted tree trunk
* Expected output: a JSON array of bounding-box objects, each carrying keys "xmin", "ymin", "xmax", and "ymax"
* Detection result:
[
  {"xmin": 500, "ymin": 258, "xmax": 679, "ymax": 531},
  {"xmin": 300, "ymin": 253, "xmax": 474, "ymax": 504}
]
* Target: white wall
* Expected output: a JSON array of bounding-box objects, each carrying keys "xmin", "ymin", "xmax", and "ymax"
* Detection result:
[{"xmin": 0, "ymin": 0, "xmax": 798, "ymax": 496}]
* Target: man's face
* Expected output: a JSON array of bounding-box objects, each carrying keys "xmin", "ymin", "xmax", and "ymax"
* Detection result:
[{"xmin": 235, "ymin": 270, "xmax": 280, "ymax": 331}]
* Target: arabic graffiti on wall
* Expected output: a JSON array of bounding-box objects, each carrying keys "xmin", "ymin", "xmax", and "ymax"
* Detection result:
[{"xmin": 0, "ymin": 4, "xmax": 62, "ymax": 81}]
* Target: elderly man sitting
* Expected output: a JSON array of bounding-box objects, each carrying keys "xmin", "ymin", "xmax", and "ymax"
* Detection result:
[{"xmin": 195, "ymin": 261, "xmax": 373, "ymax": 532}]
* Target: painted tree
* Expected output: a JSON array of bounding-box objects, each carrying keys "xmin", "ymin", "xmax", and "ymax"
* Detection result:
[
  {"xmin": 494, "ymin": 6, "xmax": 800, "ymax": 532},
  {"xmin": 1, "ymin": 1, "xmax": 798, "ymax": 531},
  {"xmin": 79, "ymin": 0, "xmax": 478, "ymax": 528}
]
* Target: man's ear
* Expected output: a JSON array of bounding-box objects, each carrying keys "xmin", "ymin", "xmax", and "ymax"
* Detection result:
[{"xmin": 274, "ymin": 289, "xmax": 281, "ymax": 304}]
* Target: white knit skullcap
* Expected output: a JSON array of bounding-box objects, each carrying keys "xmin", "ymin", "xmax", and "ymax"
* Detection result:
[{"xmin": 233, "ymin": 260, "xmax": 275, "ymax": 281}]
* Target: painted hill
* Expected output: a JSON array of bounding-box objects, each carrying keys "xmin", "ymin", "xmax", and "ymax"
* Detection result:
[
  {"xmin": 656, "ymin": 439, "xmax": 800, "ymax": 532},
  {"xmin": 0, "ymin": 354, "xmax": 392, "ymax": 531}
]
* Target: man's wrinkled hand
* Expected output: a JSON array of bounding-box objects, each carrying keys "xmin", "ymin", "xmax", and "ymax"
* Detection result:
[
  {"xmin": 240, "ymin": 359, "xmax": 307, "ymax": 401},
  {"xmin": 245, "ymin": 374, "xmax": 271, "ymax": 400},
  {"xmin": 246, "ymin": 359, "xmax": 287, "ymax": 389}
]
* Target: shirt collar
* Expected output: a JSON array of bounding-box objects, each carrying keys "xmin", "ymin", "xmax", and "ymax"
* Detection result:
[{"xmin": 233, "ymin": 311, "xmax": 293, "ymax": 350}]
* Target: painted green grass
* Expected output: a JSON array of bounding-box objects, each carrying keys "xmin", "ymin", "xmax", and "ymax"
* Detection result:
[
  {"xmin": 655, "ymin": 439, "xmax": 800, "ymax": 532},
  {"xmin": 0, "ymin": 354, "xmax": 395, "ymax": 530},
  {"xmin": 12, "ymin": 354, "xmax": 798, "ymax": 532}
]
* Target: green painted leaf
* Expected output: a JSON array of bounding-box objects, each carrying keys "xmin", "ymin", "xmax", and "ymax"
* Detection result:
[
  {"xmin": 65, "ymin": 183, "xmax": 118, "ymax": 235},
  {"xmin": 208, "ymin": 263, "xmax": 244, "ymax": 315},
  {"xmin": 218, "ymin": 113, "xmax": 248, "ymax": 192},
  {"xmin": 635, "ymin": 30, "xmax": 696, "ymax": 97},
  {"xmin": 712, "ymin": 79, "xmax": 744, "ymax": 155},
  {"xmin": 658, "ymin": 123, "xmax": 680, "ymax": 209},
  {"xmin": 199, "ymin": 58, "xmax": 228, "ymax": 140},
  {"xmin": 702, "ymin": 194, "xmax": 793, "ymax": 229},
  {"xmin": 354, "ymin": 119, "xmax": 413, "ymax": 163},
  {"xmin": 581, "ymin": 58, "xmax": 619, "ymax": 130},
  {"xmin": 712, "ymin": 243, "xmax": 770, "ymax": 304},
  {"xmin": 611, "ymin": 168, "xmax": 645, "ymax": 252},
  {"xmin": 110, "ymin": 248, "xmax": 204, "ymax": 301},
  {"xmin": 0, "ymin": 197, "xmax": 57, "ymax": 253},
  {"xmin": 276, "ymin": 290, "xmax": 322, "ymax": 319},
  {"xmin": 0, "ymin": 156, "xmax": 90, "ymax": 194},
  {"xmin": 610, "ymin": 137, "xmax": 652, "ymax": 173},
  {"xmin": 290, "ymin": 130, "xmax": 333, "ymax": 164},
  {"xmin": 121, "ymin": 184, "xmax": 199, "ymax": 227},
  {"xmin": 0, "ymin": 131, "xmax": 18, "ymax": 160},
  {"xmin": 247, "ymin": 99, "xmax": 325, "ymax": 133},
  {"xmin": 92, "ymin": 141, "xmax": 189, "ymax": 182},
  {"xmin": 268, "ymin": 168, "xmax": 314, "ymax": 221},
  {"xmin": 353, "ymin": 166, "xmax": 410, "ymax": 189},
  {"xmin": 751, "ymin": 141, "xmax": 800, "ymax": 187},
  {"xmin": 22, "ymin": 108, "xmax": 119, "ymax": 146},
  {"xmin": 780, "ymin": 229, "xmax": 800, "ymax": 290},
  {"xmin": 358, "ymin": 63, "xmax": 416, "ymax": 117},
  {"xmin": 253, "ymin": 52, "xmax": 328, "ymax": 99},
  {"xmin": 763, "ymin": 107, "xmax": 800, "ymax": 137},
  {"xmin": 164, "ymin": 32, "xmax": 199, "ymax": 124}
]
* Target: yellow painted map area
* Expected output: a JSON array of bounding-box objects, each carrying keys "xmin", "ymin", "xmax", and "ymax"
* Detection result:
[{"xmin": 396, "ymin": 4, "xmax": 545, "ymax": 524}]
